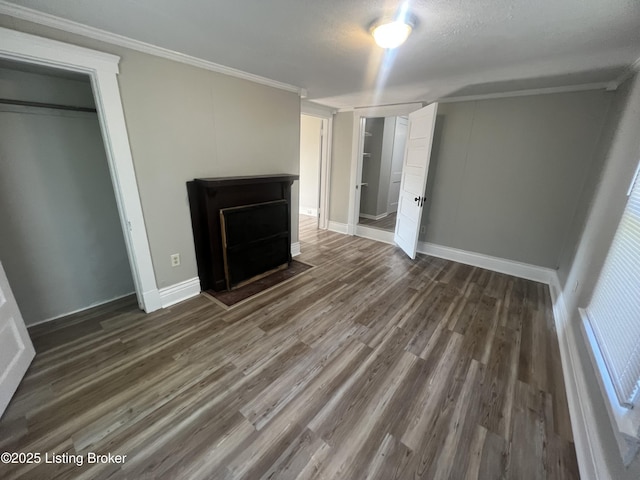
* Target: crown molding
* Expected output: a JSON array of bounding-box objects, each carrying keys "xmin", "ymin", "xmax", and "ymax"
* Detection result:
[
  {"xmin": 0, "ymin": 1, "xmax": 304, "ymax": 95},
  {"xmin": 439, "ymin": 82, "xmax": 613, "ymax": 103},
  {"xmin": 349, "ymin": 102, "xmax": 423, "ymax": 116},
  {"xmin": 301, "ymin": 100, "xmax": 336, "ymax": 117}
]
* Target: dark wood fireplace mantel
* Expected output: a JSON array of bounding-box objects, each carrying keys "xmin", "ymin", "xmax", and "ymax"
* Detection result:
[{"xmin": 187, "ymin": 174, "xmax": 299, "ymax": 292}]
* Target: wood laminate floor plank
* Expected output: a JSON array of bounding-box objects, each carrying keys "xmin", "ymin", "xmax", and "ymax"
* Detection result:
[{"xmin": 0, "ymin": 215, "xmax": 579, "ymax": 479}]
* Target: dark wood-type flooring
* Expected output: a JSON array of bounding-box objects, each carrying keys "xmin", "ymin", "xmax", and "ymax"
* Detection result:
[{"xmin": 0, "ymin": 215, "xmax": 578, "ymax": 479}]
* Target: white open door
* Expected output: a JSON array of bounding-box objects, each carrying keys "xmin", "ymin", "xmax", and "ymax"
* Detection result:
[
  {"xmin": 394, "ymin": 103, "xmax": 438, "ymax": 259},
  {"xmin": 0, "ymin": 262, "xmax": 35, "ymax": 418}
]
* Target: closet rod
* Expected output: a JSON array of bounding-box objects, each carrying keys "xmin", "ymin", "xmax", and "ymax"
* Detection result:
[{"xmin": 0, "ymin": 98, "xmax": 97, "ymax": 113}]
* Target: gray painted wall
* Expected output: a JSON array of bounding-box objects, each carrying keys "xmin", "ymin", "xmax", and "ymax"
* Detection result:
[
  {"xmin": 0, "ymin": 69, "xmax": 134, "ymax": 325},
  {"xmin": 422, "ymin": 90, "xmax": 613, "ymax": 268},
  {"xmin": 299, "ymin": 115, "xmax": 322, "ymax": 214},
  {"xmin": 556, "ymin": 82, "xmax": 629, "ymax": 288},
  {"xmin": 557, "ymin": 75, "xmax": 640, "ymax": 478},
  {"xmin": 115, "ymin": 51, "xmax": 301, "ymax": 289},
  {"xmin": 0, "ymin": 16, "xmax": 301, "ymax": 290}
]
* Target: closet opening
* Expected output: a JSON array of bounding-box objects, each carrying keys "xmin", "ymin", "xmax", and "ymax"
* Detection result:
[
  {"xmin": 355, "ymin": 115, "xmax": 408, "ymax": 240},
  {"xmin": 0, "ymin": 59, "xmax": 136, "ymax": 327}
]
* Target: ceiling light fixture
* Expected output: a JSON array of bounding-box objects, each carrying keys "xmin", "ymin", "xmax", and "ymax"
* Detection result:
[{"xmin": 370, "ymin": 14, "xmax": 415, "ymax": 49}]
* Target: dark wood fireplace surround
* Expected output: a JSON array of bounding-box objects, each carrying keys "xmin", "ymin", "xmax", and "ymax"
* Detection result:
[{"xmin": 187, "ymin": 174, "xmax": 299, "ymax": 292}]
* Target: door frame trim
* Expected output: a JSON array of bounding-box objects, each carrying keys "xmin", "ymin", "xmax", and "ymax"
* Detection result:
[
  {"xmin": 301, "ymin": 102, "xmax": 334, "ymax": 231},
  {"xmin": 0, "ymin": 27, "xmax": 162, "ymax": 312},
  {"xmin": 348, "ymin": 103, "xmax": 423, "ymax": 235}
]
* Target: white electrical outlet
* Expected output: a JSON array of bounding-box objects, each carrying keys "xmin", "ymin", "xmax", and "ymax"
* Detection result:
[{"xmin": 171, "ymin": 253, "xmax": 180, "ymax": 267}]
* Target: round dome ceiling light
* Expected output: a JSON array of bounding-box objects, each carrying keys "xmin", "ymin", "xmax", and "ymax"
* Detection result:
[{"xmin": 370, "ymin": 17, "xmax": 414, "ymax": 49}]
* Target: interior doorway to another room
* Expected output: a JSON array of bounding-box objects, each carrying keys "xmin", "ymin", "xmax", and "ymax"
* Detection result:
[
  {"xmin": 356, "ymin": 116, "xmax": 408, "ymax": 234},
  {"xmin": 299, "ymin": 111, "xmax": 332, "ymax": 237},
  {"xmin": 299, "ymin": 114, "xmax": 323, "ymax": 227}
]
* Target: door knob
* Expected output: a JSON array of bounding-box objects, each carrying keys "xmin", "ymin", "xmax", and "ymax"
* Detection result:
[{"xmin": 414, "ymin": 196, "xmax": 421, "ymax": 203}]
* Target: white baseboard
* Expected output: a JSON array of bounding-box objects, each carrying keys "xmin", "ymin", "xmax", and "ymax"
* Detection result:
[
  {"xmin": 158, "ymin": 277, "xmax": 201, "ymax": 308},
  {"xmin": 359, "ymin": 212, "xmax": 388, "ymax": 221},
  {"xmin": 417, "ymin": 241, "xmax": 555, "ymax": 284},
  {"xmin": 328, "ymin": 221, "xmax": 349, "ymax": 234},
  {"xmin": 549, "ymin": 274, "xmax": 610, "ymax": 480},
  {"xmin": 299, "ymin": 208, "xmax": 318, "ymax": 217},
  {"xmin": 142, "ymin": 288, "xmax": 163, "ymax": 312},
  {"xmin": 291, "ymin": 242, "xmax": 301, "ymax": 257}
]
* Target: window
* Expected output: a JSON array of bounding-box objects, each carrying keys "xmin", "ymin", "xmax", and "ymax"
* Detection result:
[
  {"xmin": 584, "ymin": 160, "xmax": 640, "ymax": 409},
  {"xmin": 581, "ymin": 160, "xmax": 640, "ymax": 465}
]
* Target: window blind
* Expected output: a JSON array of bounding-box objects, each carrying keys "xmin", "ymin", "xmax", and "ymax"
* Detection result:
[{"xmin": 586, "ymin": 164, "xmax": 640, "ymax": 408}]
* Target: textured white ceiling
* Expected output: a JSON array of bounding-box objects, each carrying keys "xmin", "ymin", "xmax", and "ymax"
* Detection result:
[{"xmin": 3, "ymin": 0, "xmax": 640, "ymax": 108}]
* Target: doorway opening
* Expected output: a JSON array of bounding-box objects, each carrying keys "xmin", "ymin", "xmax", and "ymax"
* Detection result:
[
  {"xmin": 0, "ymin": 27, "xmax": 159, "ymax": 314},
  {"xmin": 299, "ymin": 114, "xmax": 323, "ymax": 229},
  {"xmin": 0, "ymin": 60, "xmax": 136, "ymax": 326},
  {"xmin": 298, "ymin": 103, "xmax": 333, "ymax": 249},
  {"xmin": 347, "ymin": 103, "xmax": 421, "ymax": 240},
  {"xmin": 348, "ymin": 103, "xmax": 438, "ymax": 259},
  {"xmin": 357, "ymin": 116, "xmax": 408, "ymax": 234}
]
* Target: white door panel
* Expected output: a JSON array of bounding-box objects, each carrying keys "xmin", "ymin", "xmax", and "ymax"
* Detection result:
[
  {"xmin": 406, "ymin": 145, "xmax": 428, "ymax": 168},
  {"xmin": 409, "ymin": 114, "xmax": 431, "ymax": 139},
  {"xmin": 398, "ymin": 193, "xmax": 420, "ymax": 222},
  {"xmin": 394, "ymin": 103, "xmax": 438, "ymax": 259},
  {"xmin": 403, "ymin": 174, "xmax": 424, "ymax": 197},
  {"xmin": 0, "ymin": 263, "xmax": 35, "ymax": 418}
]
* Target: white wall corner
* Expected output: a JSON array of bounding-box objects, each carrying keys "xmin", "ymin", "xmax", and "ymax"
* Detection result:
[
  {"xmin": 416, "ymin": 241, "xmax": 555, "ymax": 284},
  {"xmin": 549, "ymin": 272, "xmax": 611, "ymax": 480},
  {"xmin": 291, "ymin": 242, "xmax": 301, "ymax": 257},
  {"xmin": 328, "ymin": 221, "xmax": 349, "ymax": 234},
  {"xmin": 158, "ymin": 277, "xmax": 201, "ymax": 308}
]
